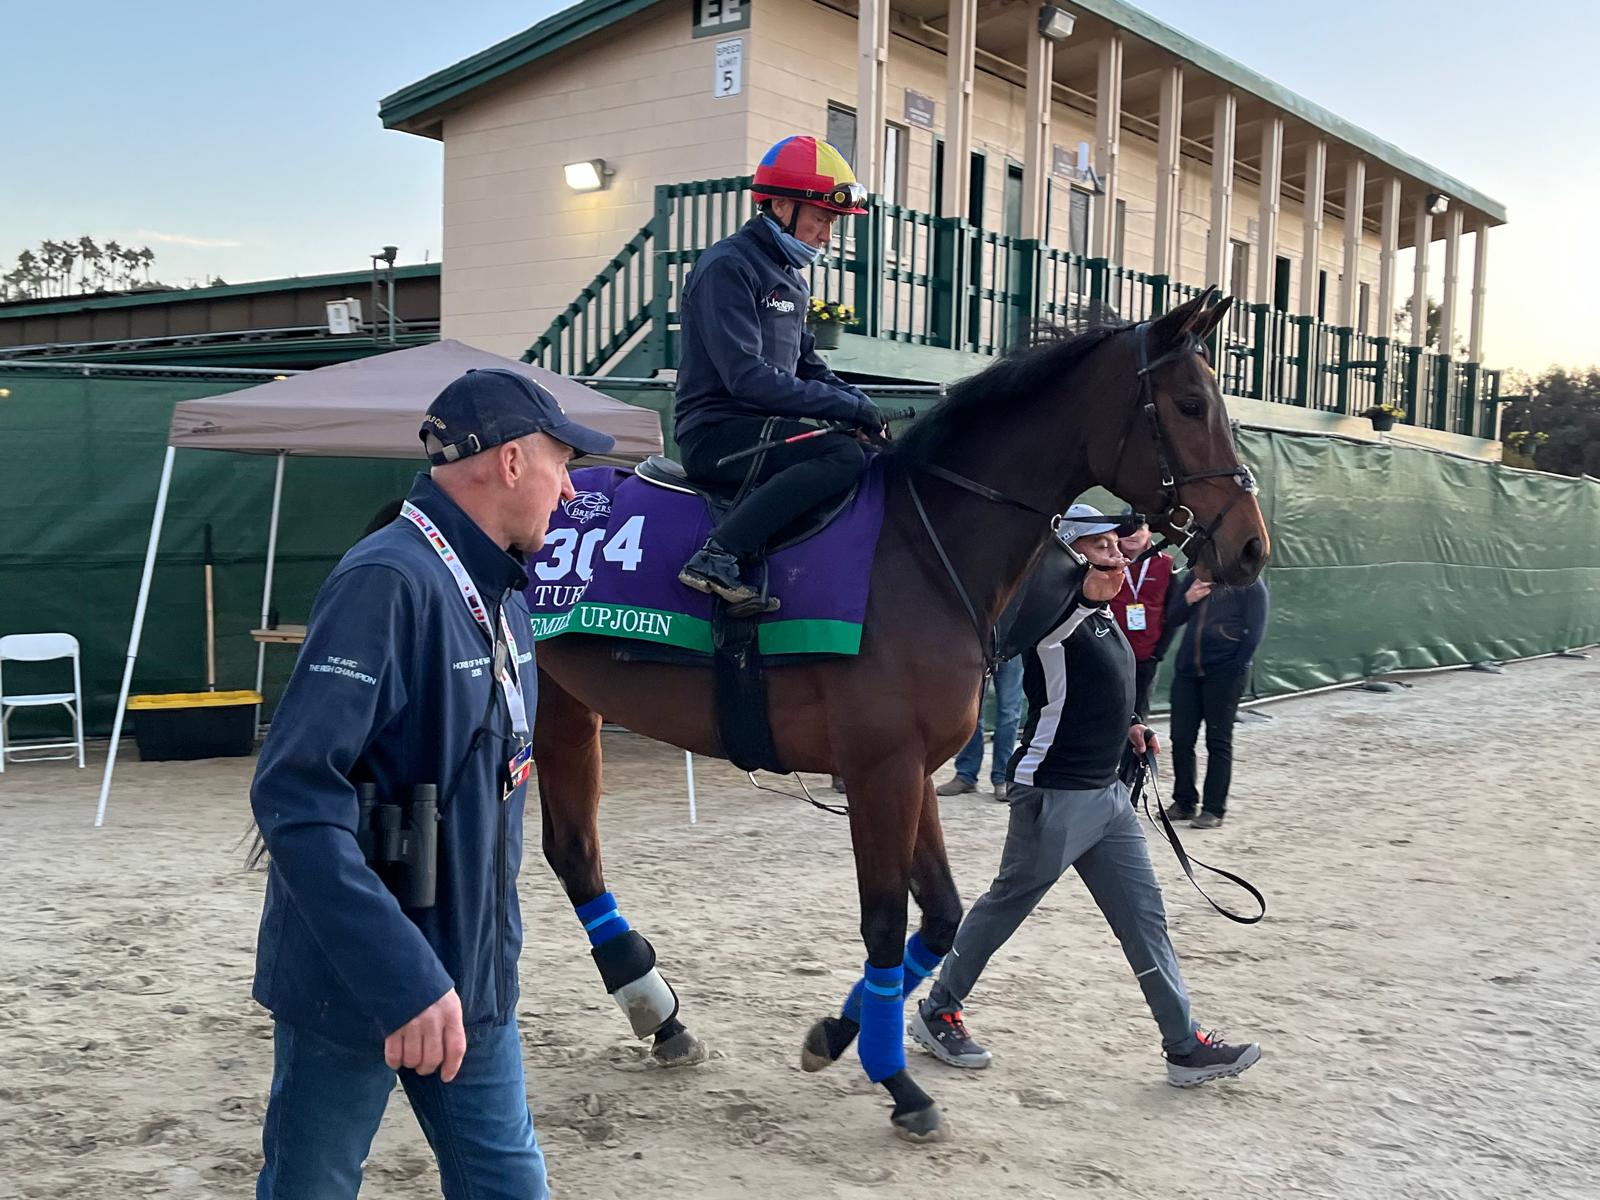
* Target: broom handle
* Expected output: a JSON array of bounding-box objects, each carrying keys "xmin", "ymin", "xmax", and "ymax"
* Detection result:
[{"xmin": 204, "ymin": 523, "xmax": 217, "ymax": 691}]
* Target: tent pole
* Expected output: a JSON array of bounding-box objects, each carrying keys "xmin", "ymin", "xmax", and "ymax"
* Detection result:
[
  {"xmin": 95, "ymin": 446, "xmax": 177, "ymax": 828},
  {"xmin": 254, "ymin": 452, "xmax": 287, "ymax": 739},
  {"xmin": 685, "ymin": 751, "xmax": 697, "ymax": 825}
]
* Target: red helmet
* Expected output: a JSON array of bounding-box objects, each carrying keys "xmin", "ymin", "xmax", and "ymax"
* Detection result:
[{"xmin": 752, "ymin": 136, "xmax": 869, "ymax": 215}]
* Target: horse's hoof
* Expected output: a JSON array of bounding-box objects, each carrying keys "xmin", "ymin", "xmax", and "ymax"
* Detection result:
[
  {"xmin": 891, "ymin": 1101, "xmax": 947, "ymax": 1143},
  {"xmin": 800, "ymin": 1015, "xmax": 859, "ymax": 1073},
  {"xmin": 651, "ymin": 1027, "xmax": 708, "ymax": 1067}
]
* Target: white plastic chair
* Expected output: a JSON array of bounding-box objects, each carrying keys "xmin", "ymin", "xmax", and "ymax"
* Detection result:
[{"xmin": 0, "ymin": 633, "xmax": 86, "ymax": 770}]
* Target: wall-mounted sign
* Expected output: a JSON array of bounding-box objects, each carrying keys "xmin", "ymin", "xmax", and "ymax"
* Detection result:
[
  {"xmin": 903, "ymin": 90, "xmax": 936, "ymax": 130},
  {"xmin": 693, "ymin": 0, "xmax": 750, "ymax": 38},
  {"xmin": 713, "ymin": 38, "xmax": 743, "ymax": 99},
  {"xmin": 1052, "ymin": 142, "xmax": 1093, "ymax": 182}
]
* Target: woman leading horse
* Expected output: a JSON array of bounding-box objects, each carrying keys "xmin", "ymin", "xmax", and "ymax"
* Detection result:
[{"xmin": 532, "ymin": 289, "xmax": 1269, "ymax": 1141}]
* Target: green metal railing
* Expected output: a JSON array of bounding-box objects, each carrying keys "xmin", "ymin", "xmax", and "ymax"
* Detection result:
[{"xmin": 524, "ymin": 177, "xmax": 1503, "ymax": 438}]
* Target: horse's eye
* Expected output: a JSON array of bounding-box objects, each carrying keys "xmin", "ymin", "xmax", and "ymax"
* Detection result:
[{"xmin": 1178, "ymin": 398, "xmax": 1206, "ymax": 418}]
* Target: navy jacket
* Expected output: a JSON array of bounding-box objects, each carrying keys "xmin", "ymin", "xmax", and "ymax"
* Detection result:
[
  {"xmin": 673, "ymin": 216, "xmax": 868, "ymax": 442},
  {"xmin": 1160, "ymin": 573, "xmax": 1270, "ymax": 677},
  {"xmin": 251, "ymin": 473, "xmax": 537, "ymax": 1046}
]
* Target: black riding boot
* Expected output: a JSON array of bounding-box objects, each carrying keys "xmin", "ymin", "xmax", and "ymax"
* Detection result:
[{"xmin": 678, "ymin": 539, "xmax": 780, "ymax": 613}]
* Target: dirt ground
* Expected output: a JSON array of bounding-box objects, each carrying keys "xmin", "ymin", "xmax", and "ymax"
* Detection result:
[{"xmin": 2, "ymin": 654, "xmax": 1597, "ymax": 1199}]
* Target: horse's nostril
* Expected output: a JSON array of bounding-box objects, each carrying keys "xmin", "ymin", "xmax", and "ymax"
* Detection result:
[{"xmin": 1242, "ymin": 536, "xmax": 1263, "ymax": 566}]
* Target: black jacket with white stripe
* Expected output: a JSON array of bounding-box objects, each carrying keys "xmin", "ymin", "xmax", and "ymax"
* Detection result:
[{"xmin": 1006, "ymin": 602, "xmax": 1136, "ymax": 792}]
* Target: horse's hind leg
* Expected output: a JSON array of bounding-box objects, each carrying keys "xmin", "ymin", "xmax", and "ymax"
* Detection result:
[
  {"xmin": 802, "ymin": 779, "xmax": 961, "ymax": 1072},
  {"xmin": 533, "ymin": 669, "xmax": 706, "ymax": 1066}
]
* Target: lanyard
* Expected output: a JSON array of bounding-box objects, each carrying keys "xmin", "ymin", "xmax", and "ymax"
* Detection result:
[
  {"xmin": 401, "ymin": 501, "xmax": 529, "ymax": 738},
  {"xmin": 1125, "ymin": 556, "xmax": 1152, "ymax": 601}
]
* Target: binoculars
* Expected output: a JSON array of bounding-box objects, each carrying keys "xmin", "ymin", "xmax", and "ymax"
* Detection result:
[{"xmin": 356, "ymin": 782, "xmax": 439, "ymax": 909}]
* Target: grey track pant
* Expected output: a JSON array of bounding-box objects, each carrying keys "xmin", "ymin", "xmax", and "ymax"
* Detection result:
[{"xmin": 932, "ymin": 780, "xmax": 1199, "ymax": 1053}]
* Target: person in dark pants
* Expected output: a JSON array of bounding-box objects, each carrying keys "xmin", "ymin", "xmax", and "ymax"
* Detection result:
[
  {"xmin": 1107, "ymin": 515, "xmax": 1175, "ymax": 720},
  {"xmin": 673, "ymin": 135, "xmax": 883, "ymax": 611},
  {"xmin": 1158, "ymin": 572, "xmax": 1269, "ymax": 829}
]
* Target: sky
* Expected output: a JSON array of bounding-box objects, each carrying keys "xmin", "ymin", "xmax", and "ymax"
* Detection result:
[{"xmin": 3, "ymin": 0, "xmax": 1595, "ymax": 371}]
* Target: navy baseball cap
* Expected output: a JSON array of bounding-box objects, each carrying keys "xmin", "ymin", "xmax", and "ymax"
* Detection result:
[{"xmin": 419, "ymin": 368, "xmax": 615, "ymax": 464}]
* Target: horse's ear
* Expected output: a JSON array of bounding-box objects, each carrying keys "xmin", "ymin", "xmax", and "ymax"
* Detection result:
[
  {"xmin": 1147, "ymin": 285, "xmax": 1218, "ymax": 350},
  {"xmin": 1194, "ymin": 293, "xmax": 1234, "ymax": 341}
]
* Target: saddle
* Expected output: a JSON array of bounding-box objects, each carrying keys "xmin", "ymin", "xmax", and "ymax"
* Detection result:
[{"xmin": 628, "ymin": 424, "xmax": 863, "ymax": 777}]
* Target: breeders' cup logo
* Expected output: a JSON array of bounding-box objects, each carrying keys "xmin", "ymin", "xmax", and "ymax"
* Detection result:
[
  {"xmin": 763, "ymin": 289, "xmax": 796, "ymax": 314},
  {"xmin": 564, "ymin": 491, "xmax": 612, "ymax": 524}
]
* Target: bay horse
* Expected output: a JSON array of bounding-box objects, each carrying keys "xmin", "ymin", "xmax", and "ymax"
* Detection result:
[{"xmin": 531, "ymin": 289, "xmax": 1269, "ymax": 1141}]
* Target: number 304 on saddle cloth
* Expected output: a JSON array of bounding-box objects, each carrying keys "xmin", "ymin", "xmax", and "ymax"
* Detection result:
[{"xmin": 523, "ymin": 465, "xmax": 885, "ymax": 657}]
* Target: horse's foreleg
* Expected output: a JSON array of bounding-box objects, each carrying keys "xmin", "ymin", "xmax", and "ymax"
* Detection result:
[
  {"xmin": 802, "ymin": 780, "xmax": 961, "ymax": 1070},
  {"xmin": 533, "ymin": 670, "xmax": 705, "ymax": 1066},
  {"xmin": 812, "ymin": 755, "xmax": 945, "ymax": 1141}
]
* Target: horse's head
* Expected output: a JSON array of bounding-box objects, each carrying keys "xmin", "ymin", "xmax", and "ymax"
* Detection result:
[{"xmin": 1091, "ymin": 289, "xmax": 1270, "ymax": 586}]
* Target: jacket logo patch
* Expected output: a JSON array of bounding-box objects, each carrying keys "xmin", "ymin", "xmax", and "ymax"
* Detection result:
[
  {"xmin": 763, "ymin": 290, "xmax": 796, "ymax": 315},
  {"xmin": 564, "ymin": 490, "xmax": 611, "ymax": 524}
]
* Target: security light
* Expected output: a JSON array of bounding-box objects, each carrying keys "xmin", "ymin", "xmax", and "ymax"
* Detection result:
[
  {"xmin": 564, "ymin": 160, "xmax": 614, "ymax": 192},
  {"xmin": 1425, "ymin": 192, "xmax": 1449, "ymax": 216},
  {"xmin": 1038, "ymin": 5, "xmax": 1076, "ymax": 41}
]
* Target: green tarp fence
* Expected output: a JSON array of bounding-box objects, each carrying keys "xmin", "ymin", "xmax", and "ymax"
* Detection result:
[{"xmin": 2, "ymin": 367, "xmax": 1596, "ymax": 738}]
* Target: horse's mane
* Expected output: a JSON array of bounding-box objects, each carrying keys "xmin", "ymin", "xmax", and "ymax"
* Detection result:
[{"xmin": 888, "ymin": 314, "xmax": 1132, "ymax": 468}]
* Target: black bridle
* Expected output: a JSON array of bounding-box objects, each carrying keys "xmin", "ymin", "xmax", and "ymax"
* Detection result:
[
  {"xmin": 1114, "ymin": 321, "xmax": 1260, "ymax": 559},
  {"xmin": 908, "ymin": 319, "xmax": 1259, "ymax": 666}
]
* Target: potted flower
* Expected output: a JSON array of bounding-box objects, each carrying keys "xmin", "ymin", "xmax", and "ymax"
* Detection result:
[
  {"xmin": 807, "ymin": 298, "xmax": 853, "ymax": 349},
  {"xmin": 1360, "ymin": 402, "xmax": 1406, "ymax": 432}
]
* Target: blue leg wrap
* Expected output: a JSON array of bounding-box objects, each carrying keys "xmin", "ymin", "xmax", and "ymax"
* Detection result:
[
  {"xmin": 574, "ymin": 891, "xmax": 630, "ymax": 947},
  {"xmin": 902, "ymin": 931, "xmax": 943, "ymax": 1002},
  {"xmin": 857, "ymin": 962, "xmax": 906, "ymax": 1084},
  {"xmin": 841, "ymin": 977, "xmax": 866, "ymax": 1024},
  {"xmin": 842, "ymin": 933, "xmax": 943, "ymax": 1022}
]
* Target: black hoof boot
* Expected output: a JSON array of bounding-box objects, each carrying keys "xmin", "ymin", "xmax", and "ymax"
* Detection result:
[
  {"xmin": 883, "ymin": 1069, "xmax": 946, "ymax": 1143},
  {"xmin": 651, "ymin": 1016, "xmax": 708, "ymax": 1066},
  {"xmin": 800, "ymin": 1014, "xmax": 860, "ymax": 1072},
  {"xmin": 678, "ymin": 542, "xmax": 768, "ymax": 608}
]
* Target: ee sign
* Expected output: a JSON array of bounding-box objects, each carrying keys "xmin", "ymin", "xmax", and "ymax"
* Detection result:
[
  {"xmin": 692, "ymin": 0, "xmax": 750, "ymax": 38},
  {"xmin": 713, "ymin": 38, "xmax": 743, "ymax": 98}
]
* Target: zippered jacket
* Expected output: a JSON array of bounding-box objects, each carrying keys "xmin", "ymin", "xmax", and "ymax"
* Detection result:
[
  {"xmin": 673, "ymin": 216, "xmax": 869, "ymax": 442},
  {"xmin": 250, "ymin": 473, "xmax": 537, "ymax": 1046}
]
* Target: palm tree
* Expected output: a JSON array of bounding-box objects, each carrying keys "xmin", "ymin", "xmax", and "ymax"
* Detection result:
[{"xmin": 77, "ymin": 236, "xmax": 102, "ymax": 292}]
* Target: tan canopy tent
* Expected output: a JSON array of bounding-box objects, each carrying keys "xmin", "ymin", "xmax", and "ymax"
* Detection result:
[
  {"xmin": 95, "ymin": 340, "xmax": 664, "ymax": 825},
  {"xmin": 166, "ymin": 338, "xmax": 662, "ymax": 463}
]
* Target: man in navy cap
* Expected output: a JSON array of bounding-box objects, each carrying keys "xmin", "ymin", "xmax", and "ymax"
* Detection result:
[
  {"xmin": 909, "ymin": 505, "xmax": 1262, "ymax": 1089},
  {"xmin": 249, "ymin": 368, "xmax": 612, "ymax": 1198}
]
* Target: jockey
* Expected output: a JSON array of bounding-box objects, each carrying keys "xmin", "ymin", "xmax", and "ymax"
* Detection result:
[{"xmin": 673, "ymin": 135, "xmax": 884, "ymax": 611}]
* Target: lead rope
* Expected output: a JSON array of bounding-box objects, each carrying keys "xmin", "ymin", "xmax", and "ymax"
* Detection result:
[{"xmin": 1131, "ymin": 750, "xmax": 1266, "ymax": 924}]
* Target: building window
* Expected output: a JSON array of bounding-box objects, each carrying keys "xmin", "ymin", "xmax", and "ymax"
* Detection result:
[
  {"xmin": 1113, "ymin": 199, "xmax": 1127, "ymax": 264},
  {"xmin": 826, "ymin": 103, "xmax": 857, "ymax": 167},
  {"xmin": 1229, "ymin": 239, "xmax": 1250, "ymax": 304},
  {"xmin": 1273, "ymin": 256, "xmax": 1293, "ymax": 312},
  {"xmin": 1069, "ymin": 188, "xmax": 1091, "ymax": 256},
  {"xmin": 882, "ymin": 123, "xmax": 907, "ymax": 206},
  {"xmin": 1358, "ymin": 281, "xmax": 1371, "ymax": 334},
  {"xmin": 1003, "ymin": 163, "xmax": 1024, "ymax": 239}
]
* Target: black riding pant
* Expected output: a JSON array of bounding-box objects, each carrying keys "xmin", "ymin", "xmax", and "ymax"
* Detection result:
[
  {"xmin": 677, "ymin": 417, "xmax": 866, "ymax": 558},
  {"xmin": 1168, "ymin": 666, "xmax": 1250, "ymax": 817}
]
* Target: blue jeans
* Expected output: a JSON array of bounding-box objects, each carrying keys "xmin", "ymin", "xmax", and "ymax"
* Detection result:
[
  {"xmin": 953, "ymin": 657, "xmax": 1025, "ymax": 784},
  {"xmin": 257, "ymin": 1019, "xmax": 547, "ymax": 1199}
]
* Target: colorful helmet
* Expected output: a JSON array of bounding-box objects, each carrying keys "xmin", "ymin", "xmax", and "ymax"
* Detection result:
[{"xmin": 752, "ymin": 136, "xmax": 869, "ymax": 215}]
